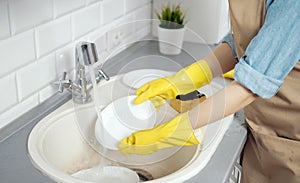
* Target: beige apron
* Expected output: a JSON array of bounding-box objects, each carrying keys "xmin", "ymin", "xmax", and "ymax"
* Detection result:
[{"xmin": 228, "ymin": 0, "xmax": 300, "ymax": 182}]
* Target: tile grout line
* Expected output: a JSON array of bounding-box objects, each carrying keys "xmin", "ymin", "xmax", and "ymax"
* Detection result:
[{"xmin": 6, "ymin": 0, "xmax": 13, "ymax": 37}]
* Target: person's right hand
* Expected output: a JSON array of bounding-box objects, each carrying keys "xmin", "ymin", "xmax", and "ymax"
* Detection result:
[
  {"xmin": 118, "ymin": 112, "xmax": 202, "ymax": 155},
  {"xmin": 223, "ymin": 69, "xmax": 234, "ymax": 79},
  {"xmin": 134, "ymin": 60, "xmax": 213, "ymax": 108}
]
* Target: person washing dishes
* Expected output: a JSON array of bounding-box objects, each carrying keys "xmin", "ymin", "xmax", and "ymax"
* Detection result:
[{"xmin": 118, "ymin": 0, "xmax": 300, "ymax": 182}]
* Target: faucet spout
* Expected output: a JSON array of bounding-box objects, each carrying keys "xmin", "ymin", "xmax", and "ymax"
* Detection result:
[
  {"xmin": 54, "ymin": 41, "xmax": 109, "ymax": 103},
  {"xmin": 72, "ymin": 42, "xmax": 111, "ymax": 104},
  {"xmin": 76, "ymin": 41, "xmax": 98, "ymax": 66}
]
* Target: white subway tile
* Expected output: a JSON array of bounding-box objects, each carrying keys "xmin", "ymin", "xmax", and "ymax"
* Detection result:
[
  {"xmin": 118, "ymin": 14, "xmax": 134, "ymax": 38},
  {"xmin": 0, "ymin": 1, "xmax": 10, "ymax": 39},
  {"xmin": 102, "ymin": 0, "xmax": 124, "ymax": 25},
  {"xmin": 135, "ymin": 24, "xmax": 151, "ymax": 41},
  {"xmin": 0, "ymin": 94, "xmax": 39, "ymax": 130},
  {"xmin": 87, "ymin": 0, "xmax": 102, "ymax": 5},
  {"xmin": 107, "ymin": 27, "xmax": 122, "ymax": 52},
  {"xmin": 0, "ymin": 30, "xmax": 35, "ymax": 77},
  {"xmin": 36, "ymin": 16, "xmax": 72, "ymax": 57},
  {"xmin": 126, "ymin": 24, "xmax": 151, "ymax": 45},
  {"xmin": 87, "ymin": 28, "xmax": 107, "ymax": 52},
  {"xmin": 0, "ymin": 74, "xmax": 18, "ymax": 113},
  {"xmin": 39, "ymin": 85, "xmax": 57, "ymax": 102},
  {"xmin": 16, "ymin": 54, "xmax": 56, "ymax": 101},
  {"xmin": 53, "ymin": 0, "xmax": 85, "ymax": 18},
  {"xmin": 9, "ymin": 0, "xmax": 53, "ymax": 34},
  {"xmin": 55, "ymin": 44, "xmax": 75, "ymax": 76},
  {"xmin": 134, "ymin": 4, "xmax": 151, "ymax": 31},
  {"xmin": 72, "ymin": 3, "xmax": 102, "ymax": 39},
  {"xmin": 125, "ymin": 0, "xmax": 150, "ymax": 13},
  {"xmin": 106, "ymin": 14, "xmax": 134, "ymax": 52},
  {"xmin": 94, "ymin": 34, "xmax": 107, "ymax": 54}
]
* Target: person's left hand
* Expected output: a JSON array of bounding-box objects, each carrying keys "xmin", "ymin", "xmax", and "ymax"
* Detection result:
[{"xmin": 118, "ymin": 112, "xmax": 202, "ymax": 155}]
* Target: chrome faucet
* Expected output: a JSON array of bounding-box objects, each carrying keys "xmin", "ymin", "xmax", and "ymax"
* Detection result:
[{"xmin": 54, "ymin": 41, "xmax": 109, "ymax": 103}]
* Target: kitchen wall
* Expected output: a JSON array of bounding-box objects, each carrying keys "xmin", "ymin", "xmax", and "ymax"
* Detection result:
[
  {"xmin": 0, "ymin": 0, "xmax": 152, "ymax": 129},
  {"xmin": 152, "ymin": 0, "xmax": 230, "ymax": 44}
]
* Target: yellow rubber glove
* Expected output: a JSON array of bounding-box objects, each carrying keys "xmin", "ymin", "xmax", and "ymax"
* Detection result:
[
  {"xmin": 134, "ymin": 60, "xmax": 212, "ymax": 107},
  {"xmin": 118, "ymin": 112, "xmax": 201, "ymax": 155},
  {"xmin": 222, "ymin": 69, "xmax": 234, "ymax": 79},
  {"xmin": 149, "ymin": 96, "xmax": 167, "ymax": 110}
]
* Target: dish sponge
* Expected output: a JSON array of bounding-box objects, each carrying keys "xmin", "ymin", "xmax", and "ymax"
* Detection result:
[{"xmin": 170, "ymin": 91, "xmax": 206, "ymax": 113}]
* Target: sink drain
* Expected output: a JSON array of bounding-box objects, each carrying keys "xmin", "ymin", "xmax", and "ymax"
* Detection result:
[{"xmin": 130, "ymin": 168, "xmax": 153, "ymax": 182}]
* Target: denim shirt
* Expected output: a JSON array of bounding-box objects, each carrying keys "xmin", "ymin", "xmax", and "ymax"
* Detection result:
[{"xmin": 222, "ymin": 0, "xmax": 300, "ymax": 98}]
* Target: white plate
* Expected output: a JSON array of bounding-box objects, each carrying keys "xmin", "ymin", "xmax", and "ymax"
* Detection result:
[
  {"xmin": 122, "ymin": 69, "xmax": 175, "ymax": 89},
  {"xmin": 72, "ymin": 165, "xmax": 139, "ymax": 183},
  {"xmin": 95, "ymin": 95, "xmax": 156, "ymax": 150}
]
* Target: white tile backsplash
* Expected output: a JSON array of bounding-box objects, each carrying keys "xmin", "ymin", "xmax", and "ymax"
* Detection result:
[
  {"xmin": 106, "ymin": 14, "xmax": 134, "ymax": 53},
  {"xmin": 17, "ymin": 54, "xmax": 56, "ymax": 101},
  {"xmin": 55, "ymin": 44, "xmax": 76, "ymax": 75},
  {"xmin": 118, "ymin": 14, "xmax": 135, "ymax": 38},
  {"xmin": 53, "ymin": 0, "xmax": 85, "ymax": 18},
  {"xmin": 36, "ymin": 16, "xmax": 72, "ymax": 57},
  {"xmin": 39, "ymin": 85, "xmax": 57, "ymax": 102},
  {"xmin": 86, "ymin": 0, "xmax": 102, "ymax": 5},
  {"xmin": 0, "ymin": 0, "xmax": 152, "ymax": 129},
  {"xmin": 72, "ymin": 3, "xmax": 102, "ymax": 39},
  {"xmin": 0, "ymin": 30, "xmax": 35, "ymax": 77},
  {"xmin": 125, "ymin": 0, "xmax": 151, "ymax": 13},
  {"xmin": 135, "ymin": 24, "xmax": 151, "ymax": 41},
  {"xmin": 102, "ymin": 0, "xmax": 125, "ymax": 25},
  {"xmin": 0, "ymin": 1, "xmax": 10, "ymax": 40},
  {"xmin": 0, "ymin": 74, "xmax": 18, "ymax": 113},
  {"xmin": 134, "ymin": 4, "xmax": 151, "ymax": 31},
  {"xmin": 9, "ymin": 0, "xmax": 53, "ymax": 34}
]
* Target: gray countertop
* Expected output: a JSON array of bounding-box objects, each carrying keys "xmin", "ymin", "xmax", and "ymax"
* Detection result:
[{"xmin": 0, "ymin": 40, "xmax": 247, "ymax": 183}]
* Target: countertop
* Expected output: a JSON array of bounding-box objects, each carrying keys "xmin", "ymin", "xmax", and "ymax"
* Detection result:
[{"xmin": 0, "ymin": 40, "xmax": 247, "ymax": 183}]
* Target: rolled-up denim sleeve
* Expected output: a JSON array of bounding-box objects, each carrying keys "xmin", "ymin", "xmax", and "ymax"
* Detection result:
[
  {"xmin": 221, "ymin": 33, "xmax": 237, "ymax": 59},
  {"xmin": 234, "ymin": 0, "xmax": 300, "ymax": 98}
]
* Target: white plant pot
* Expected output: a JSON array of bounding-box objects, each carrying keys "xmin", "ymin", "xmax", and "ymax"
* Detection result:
[{"xmin": 158, "ymin": 26, "xmax": 185, "ymax": 55}]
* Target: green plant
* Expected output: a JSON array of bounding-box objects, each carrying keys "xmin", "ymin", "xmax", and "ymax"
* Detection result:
[{"xmin": 155, "ymin": 3, "xmax": 185, "ymax": 29}]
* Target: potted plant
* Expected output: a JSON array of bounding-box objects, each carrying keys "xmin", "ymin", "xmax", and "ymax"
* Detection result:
[{"xmin": 156, "ymin": 3, "xmax": 186, "ymax": 55}]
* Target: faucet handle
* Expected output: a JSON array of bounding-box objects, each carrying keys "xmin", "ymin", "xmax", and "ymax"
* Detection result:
[
  {"xmin": 96, "ymin": 69, "xmax": 110, "ymax": 82},
  {"xmin": 54, "ymin": 72, "xmax": 72, "ymax": 93}
]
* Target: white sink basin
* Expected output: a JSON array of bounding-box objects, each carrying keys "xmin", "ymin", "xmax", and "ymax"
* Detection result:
[{"xmin": 27, "ymin": 75, "xmax": 233, "ymax": 183}]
